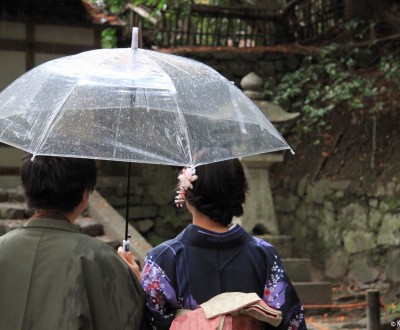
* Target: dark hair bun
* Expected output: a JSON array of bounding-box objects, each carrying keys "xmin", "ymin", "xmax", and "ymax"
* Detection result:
[{"xmin": 185, "ymin": 157, "xmax": 248, "ymax": 226}]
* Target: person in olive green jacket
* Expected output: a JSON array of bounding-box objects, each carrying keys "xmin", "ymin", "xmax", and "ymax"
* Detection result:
[{"xmin": 0, "ymin": 154, "xmax": 144, "ymax": 330}]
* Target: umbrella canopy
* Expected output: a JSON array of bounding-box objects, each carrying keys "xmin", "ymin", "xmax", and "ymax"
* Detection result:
[{"xmin": 0, "ymin": 34, "xmax": 291, "ymax": 168}]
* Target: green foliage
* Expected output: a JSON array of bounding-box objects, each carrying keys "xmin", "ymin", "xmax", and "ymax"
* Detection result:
[
  {"xmin": 132, "ymin": 0, "xmax": 193, "ymax": 12},
  {"xmin": 386, "ymin": 303, "xmax": 400, "ymax": 315},
  {"xmin": 380, "ymin": 54, "xmax": 400, "ymax": 84},
  {"xmin": 268, "ymin": 40, "xmax": 399, "ymax": 138},
  {"xmin": 101, "ymin": 28, "xmax": 117, "ymax": 48},
  {"xmin": 108, "ymin": 0, "xmax": 128, "ymax": 13}
]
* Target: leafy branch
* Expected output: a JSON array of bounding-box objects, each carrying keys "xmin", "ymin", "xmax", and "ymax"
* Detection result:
[{"xmin": 266, "ymin": 21, "xmax": 400, "ymax": 142}]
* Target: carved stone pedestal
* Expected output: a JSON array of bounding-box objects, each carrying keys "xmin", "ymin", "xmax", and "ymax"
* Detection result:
[{"xmin": 241, "ymin": 153, "xmax": 284, "ymax": 235}]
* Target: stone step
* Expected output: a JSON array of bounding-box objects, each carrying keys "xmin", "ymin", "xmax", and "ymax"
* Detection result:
[
  {"xmin": 75, "ymin": 217, "xmax": 104, "ymax": 237},
  {"xmin": 282, "ymin": 258, "xmax": 311, "ymax": 282},
  {"xmin": 0, "ymin": 202, "xmax": 31, "ymax": 219},
  {"xmin": 293, "ymin": 282, "xmax": 333, "ymax": 305},
  {"xmin": 0, "ymin": 219, "xmax": 29, "ymax": 236},
  {"xmin": 256, "ymin": 234, "xmax": 294, "ymax": 258},
  {"xmin": 0, "ymin": 176, "xmax": 24, "ymax": 202},
  {"xmin": 75, "ymin": 217, "xmax": 122, "ymax": 250}
]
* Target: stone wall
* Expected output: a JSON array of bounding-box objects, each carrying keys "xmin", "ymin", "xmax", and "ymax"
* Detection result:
[{"xmin": 271, "ymin": 175, "xmax": 400, "ymax": 302}]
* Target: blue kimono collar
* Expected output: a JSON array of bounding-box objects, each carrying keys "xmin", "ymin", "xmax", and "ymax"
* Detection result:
[{"xmin": 177, "ymin": 224, "xmax": 252, "ymax": 249}]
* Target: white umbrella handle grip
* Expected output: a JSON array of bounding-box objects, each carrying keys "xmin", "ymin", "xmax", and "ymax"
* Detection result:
[{"xmin": 123, "ymin": 239, "xmax": 130, "ymax": 252}]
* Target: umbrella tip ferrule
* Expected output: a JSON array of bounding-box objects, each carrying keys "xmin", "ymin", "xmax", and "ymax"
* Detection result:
[
  {"xmin": 31, "ymin": 153, "xmax": 36, "ymax": 161},
  {"xmin": 290, "ymin": 148, "xmax": 295, "ymax": 155},
  {"xmin": 131, "ymin": 27, "xmax": 139, "ymax": 51}
]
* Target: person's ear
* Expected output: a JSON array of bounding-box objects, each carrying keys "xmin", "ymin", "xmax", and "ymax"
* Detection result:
[{"xmin": 82, "ymin": 189, "xmax": 90, "ymax": 203}]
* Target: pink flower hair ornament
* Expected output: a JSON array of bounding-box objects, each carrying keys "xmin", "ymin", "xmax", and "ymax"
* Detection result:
[{"xmin": 175, "ymin": 167, "xmax": 198, "ymax": 207}]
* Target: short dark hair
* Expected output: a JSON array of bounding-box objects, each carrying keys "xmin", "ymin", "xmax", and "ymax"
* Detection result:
[
  {"xmin": 185, "ymin": 157, "xmax": 248, "ymax": 227},
  {"xmin": 20, "ymin": 154, "xmax": 97, "ymax": 213}
]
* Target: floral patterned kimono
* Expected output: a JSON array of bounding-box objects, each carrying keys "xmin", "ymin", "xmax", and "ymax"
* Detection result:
[{"xmin": 141, "ymin": 224, "xmax": 306, "ymax": 330}]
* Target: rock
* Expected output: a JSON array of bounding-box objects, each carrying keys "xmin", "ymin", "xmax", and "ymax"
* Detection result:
[
  {"xmin": 369, "ymin": 199, "xmax": 378, "ymax": 208},
  {"xmin": 368, "ymin": 209, "xmax": 382, "ymax": 229},
  {"xmin": 297, "ymin": 177, "xmax": 308, "ymax": 197},
  {"xmin": 135, "ymin": 219, "xmax": 154, "ymax": 234},
  {"xmin": 377, "ymin": 213, "xmax": 400, "ymax": 246},
  {"xmin": 386, "ymin": 249, "xmax": 400, "ymax": 282},
  {"xmin": 339, "ymin": 203, "xmax": 368, "ymax": 230},
  {"xmin": 324, "ymin": 250, "xmax": 349, "ymax": 279},
  {"xmin": 343, "ymin": 231, "xmax": 376, "ymax": 254},
  {"xmin": 330, "ymin": 180, "xmax": 351, "ymax": 190},
  {"xmin": 305, "ymin": 179, "xmax": 335, "ymax": 204},
  {"xmin": 349, "ymin": 259, "xmax": 380, "ymax": 284}
]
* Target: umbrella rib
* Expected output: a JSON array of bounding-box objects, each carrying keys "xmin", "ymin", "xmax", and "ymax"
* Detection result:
[
  {"xmin": 146, "ymin": 52, "xmax": 191, "ymax": 75},
  {"xmin": 113, "ymin": 49, "xmax": 138, "ymax": 159},
  {"xmin": 143, "ymin": 52, "xmax": 194, "ymax": 166},
  {"xmin": 31, "ymin": 83, "xmax": 77, "ymax": 157}
]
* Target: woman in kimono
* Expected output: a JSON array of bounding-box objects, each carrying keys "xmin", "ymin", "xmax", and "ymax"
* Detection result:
[{"xmin": 122, "ymin": 149, "xmax": 306, "ymax": 329}]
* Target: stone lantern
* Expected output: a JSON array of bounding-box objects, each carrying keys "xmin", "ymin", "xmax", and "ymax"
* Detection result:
[{"xmin": 239, "ymin": 72, "xmax": 299, "ymax": 235}]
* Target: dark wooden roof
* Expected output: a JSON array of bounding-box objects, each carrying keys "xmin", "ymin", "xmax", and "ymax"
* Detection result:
[{"xmin": 2, "ymin": 0, "xmax": 92, "ymax": 25}]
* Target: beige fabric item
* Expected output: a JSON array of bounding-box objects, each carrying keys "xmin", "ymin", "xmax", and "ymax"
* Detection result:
[{"xmin": 200, "ymin": 292, "xmax": 282, "ymax": 327}]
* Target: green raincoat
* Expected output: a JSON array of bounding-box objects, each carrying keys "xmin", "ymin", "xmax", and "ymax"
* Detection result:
[{"xmin": 0, "ymin": 217, "xmax": 144, "ymax": 330}]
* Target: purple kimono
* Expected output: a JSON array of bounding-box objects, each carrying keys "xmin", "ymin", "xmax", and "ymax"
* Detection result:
[{"xmin": 141, "ymin": 224, "xmax": 306, "ymax": 329}]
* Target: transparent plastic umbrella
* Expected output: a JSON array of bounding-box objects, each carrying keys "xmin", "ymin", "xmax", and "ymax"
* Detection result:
[
  {"xmin": 0, "ymin": 28, "xmax": 292, "ymax": 247},
  {"xmin": 0, "ymin": 29, "xmax": 292, "ymax": 167}
]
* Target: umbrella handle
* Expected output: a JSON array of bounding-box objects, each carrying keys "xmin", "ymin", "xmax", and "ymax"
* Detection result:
[{"xmin": 123, "ymin": 238, "xmax": 130, "ymax": 252}]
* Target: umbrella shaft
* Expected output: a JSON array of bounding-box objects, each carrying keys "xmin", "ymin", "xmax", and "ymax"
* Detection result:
[{"xmin": 125, "ymin": 162, "xmax": 132, "ymax": 241}]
